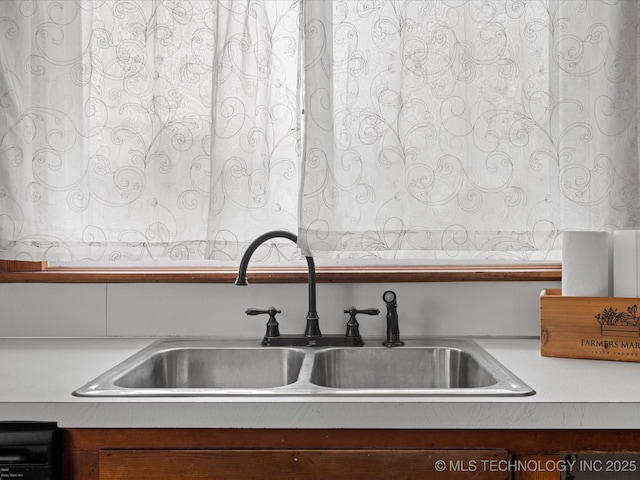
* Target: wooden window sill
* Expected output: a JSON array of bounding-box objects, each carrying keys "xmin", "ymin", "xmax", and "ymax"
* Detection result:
[{"xmin": 0, "ymin": 261, "xmax": 561, "ymax": 283}]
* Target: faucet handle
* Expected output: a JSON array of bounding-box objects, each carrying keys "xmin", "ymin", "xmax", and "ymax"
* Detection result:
[
  {"xmin": 245, "ymin": 307, "xmax": 281, "ymax": 340},
  {"xmin": 344, "ymin": 306, "xmax": 380, "ymax": 338}
]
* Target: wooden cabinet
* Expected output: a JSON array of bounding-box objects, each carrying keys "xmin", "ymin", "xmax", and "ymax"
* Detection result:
[
  {"xmin": 98, "ymin": 449, "xmax": 508, "ymax": 480},
  {"xmin": 63, "ymin": 429, "xmax": 640, "ymax": 480}
]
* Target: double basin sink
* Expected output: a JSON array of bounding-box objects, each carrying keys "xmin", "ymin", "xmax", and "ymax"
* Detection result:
[{"xmin": 74, "ymin": 338, "xmax": 534, "ymax": 397}]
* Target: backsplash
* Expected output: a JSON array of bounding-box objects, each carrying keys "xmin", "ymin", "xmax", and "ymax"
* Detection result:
[{"xmin": 0, "ymin": 281, "xmax": 558, "ymax": 338}]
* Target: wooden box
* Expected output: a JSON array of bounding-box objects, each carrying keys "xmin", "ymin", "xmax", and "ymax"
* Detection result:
[{"xmin": 540, "ymin": 288, "xmax": 640, "ymax": 362}]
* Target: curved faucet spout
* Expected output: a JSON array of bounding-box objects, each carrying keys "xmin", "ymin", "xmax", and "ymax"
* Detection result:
[{"xmin": 235, "ymin": 230, "xmax": 321, "ymax": 338}]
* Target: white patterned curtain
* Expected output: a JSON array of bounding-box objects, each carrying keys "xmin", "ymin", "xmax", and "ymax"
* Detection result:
[
  {"xmin": 552, "ymin": 0, "xmax": 640, "ymax": 231},
  {"xmin": 207, "ymin": 0, "xmax": 301, "ymax": 261},
  {"xmin": 0, "ymin": 0, "xmax": 638, "ymax": 264},
  {"xmin": 0, "ymin": 0, "xmax": 300, "ymax": 263},
  {"xmin": 0, "ymin": 0, "xmax": 220, "ymax": 262},
  {"xmin": 299, "ymin": 0, "xmax": 639, "ymax": 261}
]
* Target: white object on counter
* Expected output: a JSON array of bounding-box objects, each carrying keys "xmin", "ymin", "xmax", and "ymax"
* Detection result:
[
  {"xmin": 562, "ymin": 231, "xmax": 612, "ymax": 297},
  {"xmin": 613, "ymin": 230, "xmax": 640, "ymax": 297}
]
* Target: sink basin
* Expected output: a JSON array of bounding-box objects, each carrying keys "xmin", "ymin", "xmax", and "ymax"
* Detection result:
[
  {"xmin": 74, "ymin": 341, "xmax": 307, "ymax": 396},
  {"xmin": 73, "ymin": 338, "xmax": 534, "ymax": 397},
  {"xmin": 115, "ymin": 347, "xmax": 305, "ymax": 389},
  {"xmin": 310, "ymin": 347, "xmax": 497, "ymax": 389}
]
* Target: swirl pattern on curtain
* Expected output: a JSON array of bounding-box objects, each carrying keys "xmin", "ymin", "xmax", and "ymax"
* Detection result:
[
  {"xmin": 0, "ymin": 0, "xmax": 300, "ymax": 263},
  {"xmin": 0, "ymin": 0, "xmax": 638, "ymax": 264},
  {"xmin": 299, "ymin": 0, "xmax": 639, "ymax": 261},
  {"xmin": 206, "ymin": 0, "xmax": 301, "ymax": 261},
  {"xmin": 0, "ymin": 0, "xmax": 217, "ymax": 262},
  {"xmin": 552, "ymin": 0, "xmax": 640, "ymax": 230}
]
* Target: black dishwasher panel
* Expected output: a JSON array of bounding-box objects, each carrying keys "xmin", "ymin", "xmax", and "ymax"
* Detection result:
[{"xmin": 0, "ymin": 422, "xmax": 60, "ymax": 480}]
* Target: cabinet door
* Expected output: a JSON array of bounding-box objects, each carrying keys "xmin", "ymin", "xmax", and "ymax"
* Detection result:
[
  {"xmin": 512, "ymin": 455, "xmax": 562, "ymax": 480},
  {"xmin": 99, "ymin": 449, "xmax": 509, "ymax": 480}
]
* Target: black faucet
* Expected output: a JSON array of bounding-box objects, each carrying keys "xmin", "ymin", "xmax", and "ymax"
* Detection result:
[
  {"xmin": 236, "ymin": 229, "xmax": 375, "ymax": 347},
  {"xmin": 382, "ymin": 290, "xmax": 404, "ymax": 347},
  {"xmin": 235, "ymin": 230, "xmax": 322, "ymax": 340}
]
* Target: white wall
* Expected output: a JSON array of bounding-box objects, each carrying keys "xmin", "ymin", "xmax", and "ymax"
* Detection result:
[{"xmin": 0, "ymin": 281, "xmax": 558, "ymax": 338}]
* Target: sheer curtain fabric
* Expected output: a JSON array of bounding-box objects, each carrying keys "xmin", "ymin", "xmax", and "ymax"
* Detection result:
[
  {"xmin": 299, "ymin": 0, "xmax": 640, "ymax": 261},
  {"xmin": 0, "ymin": 0, "xmax": 638, "ymax": 264}
]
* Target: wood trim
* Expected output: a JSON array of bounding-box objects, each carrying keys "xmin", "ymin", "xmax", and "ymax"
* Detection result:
[
  {"xmin": 64, "ymin": 428, "xmax": 640, "ymax": 453},
  {"xmin": 0, "ymin": 259, "xmax": 47, "ymax": 272},
  {"xmin": 98, "ymin": 448, "xmax": 508, "ymax": 480},
  {"xmin": 0, "ymin": 263, "xmax": 561, "ymax": 283}
]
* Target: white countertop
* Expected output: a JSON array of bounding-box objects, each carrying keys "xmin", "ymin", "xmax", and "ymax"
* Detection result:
[{"xmin": 1, "ymin": 337, "xmax": 640, "ymax": 429}]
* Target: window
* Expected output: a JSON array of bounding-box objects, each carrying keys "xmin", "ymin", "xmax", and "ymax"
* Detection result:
[{"xmin": 0, "ymin": 0, "xmax": 637, "ymax": 278}]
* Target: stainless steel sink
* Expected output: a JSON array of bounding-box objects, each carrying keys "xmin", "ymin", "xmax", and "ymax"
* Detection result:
[
  {"xmin": 115, "ymin": 347, "xmax": 305, "ymax": 389},
  {"xmin": 73, "ymin": 338, "xmax": 534, "ymax": 397},
  {"xmin": 310, "ymin": 347, "xmax": 497, "ymax": 389}
]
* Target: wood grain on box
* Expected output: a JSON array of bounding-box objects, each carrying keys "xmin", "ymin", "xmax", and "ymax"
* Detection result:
[{"xmin": 540, "ymin": 289, "xmax": 640, "ymax": 362}]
